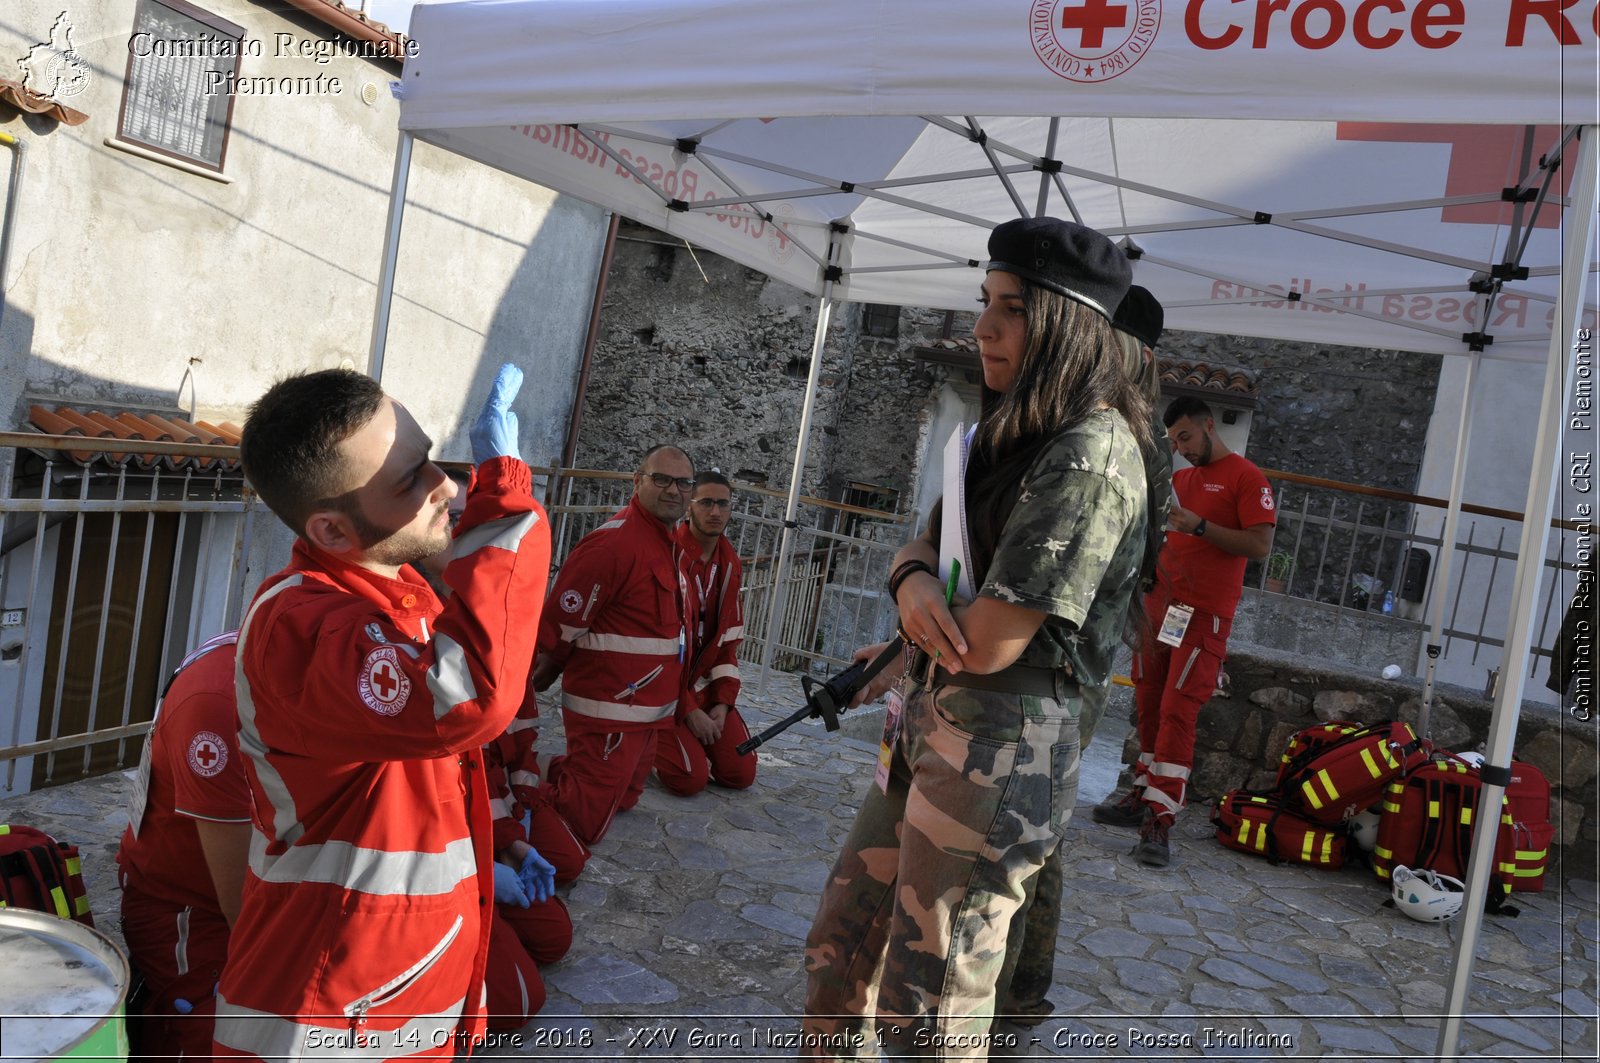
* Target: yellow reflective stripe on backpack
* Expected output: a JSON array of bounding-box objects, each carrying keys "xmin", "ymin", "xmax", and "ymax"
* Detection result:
[{"xmin": 49, "ymin": 885, "xmax": 69, "ymax": 919}]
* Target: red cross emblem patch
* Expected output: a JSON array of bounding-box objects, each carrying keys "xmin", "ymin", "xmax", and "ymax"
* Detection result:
[
  {"xmin": 359, "ymin": 645, "xmax": 411, "ymax": 716},
  {"xmin": 187, "ymin": 731, "xmax": 228, "ymax": 778}
]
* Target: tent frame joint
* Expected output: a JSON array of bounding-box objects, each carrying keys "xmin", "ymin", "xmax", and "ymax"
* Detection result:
[
  {"xmin": 1253, "ymin": 210, "xmax": 1272, "ymax": 224},
  {"xmin": 1463, "ymin": 331, "xmax": 1494, "ymax": 351}
]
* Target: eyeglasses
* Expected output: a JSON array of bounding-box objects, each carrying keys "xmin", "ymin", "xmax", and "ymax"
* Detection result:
[
  {"xmin": 646, "ymin": 472, "xmax": 695, "ymax": 491},
  {"xmin": 692, "ymin": 498, "xmax": 732, "ymax": 511}
]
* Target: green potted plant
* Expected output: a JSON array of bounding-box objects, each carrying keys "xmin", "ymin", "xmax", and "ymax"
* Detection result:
[{"xmin": 1265, "ymin": 551, "xmax": 1293, "ymax": 593}]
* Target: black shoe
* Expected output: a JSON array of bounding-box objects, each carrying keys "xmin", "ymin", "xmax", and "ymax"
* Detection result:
[
  {"xmin": 1135, "ymin": 815, "xmax": 1172, "ymax": 867},
  {"xmin": 1091, "ymin": 789, "xmax": 1148, "ymax": 828}
]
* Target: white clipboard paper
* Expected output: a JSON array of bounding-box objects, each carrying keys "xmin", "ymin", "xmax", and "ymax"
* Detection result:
[{"xmin": 939, "ymin": 423, "xmax": 977, "ymax": 602}]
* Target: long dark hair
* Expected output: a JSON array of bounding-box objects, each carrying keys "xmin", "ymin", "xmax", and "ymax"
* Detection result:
[{"xmin": 964, "ymin": 277, "xmax": 1153, "ymax": 583}]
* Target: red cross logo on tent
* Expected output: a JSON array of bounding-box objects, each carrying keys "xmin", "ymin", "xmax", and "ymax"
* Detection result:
[
  {"xmin": 187, "ymin": 731, "xmax": 228, "ymax": 778},
  {"xmin": 358, "ymin": 645, "xmax": 412, "ymax": 716},
  {"xmin": 1030, "ymin": 0, "xmax": 1161, "ymax": 84},
  {"xmin": 1060, "ymin": 0, "xmax": 1128, "ymax": 49}
]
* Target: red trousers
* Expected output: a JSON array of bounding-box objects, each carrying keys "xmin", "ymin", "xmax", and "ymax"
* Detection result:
[
  {"xmin": 546, "ymin": 714, "xmax": 660, "ymax": 844},
  {"xmin": 484, "ymin": 897, "xmax": 572, "ymax": 1031},
  {"xmin": 654, "ymin": 709, "xmax": 758, "ymax": 795},
  {"xmin": 1132, "ymin": 593, "xmax": 1231, "ymax": 819},
  {"xmin": 524, "ymin": 800, "xmax": 590, "ymax": 884},
  {"xmin": 121, "ymin": 883, "xmax": 229, "ymax": 1061}
]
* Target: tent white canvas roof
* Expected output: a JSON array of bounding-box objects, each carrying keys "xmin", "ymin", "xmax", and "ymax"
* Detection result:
[{"xmin": 385, "ymin": 2, "xmax": 1598, "ymax": 1053}]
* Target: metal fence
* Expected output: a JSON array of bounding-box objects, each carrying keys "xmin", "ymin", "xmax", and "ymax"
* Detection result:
[{"xmin": 1250, "ymin": 469, "xmax": 1582, "ymax": 682}]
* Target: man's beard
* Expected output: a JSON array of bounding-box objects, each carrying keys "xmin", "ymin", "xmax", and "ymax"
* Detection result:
[{"xmin": 346, "ymin": 500, "xmax": 452, "ymax": 569}]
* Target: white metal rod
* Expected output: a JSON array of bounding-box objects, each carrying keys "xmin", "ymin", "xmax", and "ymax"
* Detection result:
[
  {"xmin": 1435, "ymin": 123, "xmax": 1599, "ymax": 1061},
  {"xmin": 367, "ymin": 130, "xmax": 414, "ymax": 383}
]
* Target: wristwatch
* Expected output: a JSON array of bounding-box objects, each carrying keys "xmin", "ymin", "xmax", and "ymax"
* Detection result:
[{"xmin": 1191, "ymin": 518, "xmax": 1208, "ymax": 538}]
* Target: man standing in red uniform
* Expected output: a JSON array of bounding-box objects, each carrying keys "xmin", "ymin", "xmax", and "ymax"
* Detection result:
[
  {"xmin": 1093, "ymin": 395, "xmax": 1275, "ymax": 867},
  {"xmin": 214, "ymin": 364, "xmax": 548, "ymax": 1060},
  {"xmin": 655, "ymin": 470, "xmax": 757, "ymax": 794},
  {"xmin": 531, "ymin": 444, "xmax": 692, "ymax": 845},
  {"xmin": 118, "ymin": 631, "xmax": 249, "ymax": 1060}
]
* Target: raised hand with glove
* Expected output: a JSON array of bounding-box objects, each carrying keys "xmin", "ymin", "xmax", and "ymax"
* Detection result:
[
  {"xmin": 470, "ymin": 362, "xmax": 524, "ymax": 465},
  {"xmin": 517, "ymin": 847, "xmax": 557, "ymax": 904}
]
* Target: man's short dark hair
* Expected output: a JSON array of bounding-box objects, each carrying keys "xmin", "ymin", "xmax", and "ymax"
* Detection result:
[
  {"xmin": 693, "ymin": 470, "xmax": 731, "ymax": 492},
  {"xmin": 1162, "ymin": 395, "xmax": 1214, "ymax": 430},
  {"xmin": 240, "ymin": 369, "xmax": 384, "ymax": 536},
  {"xmin": 637, "ymin": 443, "xmax": 693, "ymax": 475}
]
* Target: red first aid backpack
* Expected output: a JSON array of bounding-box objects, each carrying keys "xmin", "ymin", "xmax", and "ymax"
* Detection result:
[
  {"xmin": 1212, "ymin": 790, "xmax": 1347, "ymax": 869},
  {"xmin": 1504, "ymin": 760, "xmax": 1554, "ymax": 892},
  {"xmin": 0, "ymin": 823, "xmax": 94, "ymax": 925},
  {"xmin": 1276, "ymin": 719, "xmax": 1431, "ymax": 825},
  {"xmin": 1372, "ymin": 756, "xmax": 1517, "ymax": 907}
]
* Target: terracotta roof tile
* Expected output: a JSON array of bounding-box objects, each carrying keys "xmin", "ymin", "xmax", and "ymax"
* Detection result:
[
  {"xmin": 0, "ymin": 77, "xmax": 88, "ymax": 125},
  {"xmin": 1156, "ymin": 357, "xmax": 1259, "ymax": 403},
  {"xmin": 23, "ymin": 405, "xmax": 240, "ymax": 471}
]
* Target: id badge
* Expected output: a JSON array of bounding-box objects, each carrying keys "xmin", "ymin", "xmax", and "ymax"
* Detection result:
[
  {"xmin": 128, "ymin": 733, "xmax": 154, "ymax": 838},
  {"xmin": 1157, "ymin": 602, "xmax": 1195, "ymax": 647},
  {"xmin": 874, "ymin": 685, "xmax": 906, "ymax": 794}
]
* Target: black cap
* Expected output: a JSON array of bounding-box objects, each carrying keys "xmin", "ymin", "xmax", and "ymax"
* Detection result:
[
  {"xmin": 985, "ymin": 217, "xmax": 1131, "ymax": 321},
  {"xmin": 1113, "ymin": 284, "xmax": 1163, "ymax": 349}
]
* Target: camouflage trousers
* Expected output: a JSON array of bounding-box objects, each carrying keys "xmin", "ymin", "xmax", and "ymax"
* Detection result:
[
  {"xmin": 995, "ymin": 679, "xmax": 1110, "ymax": 1022},
  {"xmin": 802, "ymin": 677, "xmax": 1081, "ymax": 1061}
]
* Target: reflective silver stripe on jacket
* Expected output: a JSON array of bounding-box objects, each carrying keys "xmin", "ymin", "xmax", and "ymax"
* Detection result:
[
  {"xmin": 577, "ymin": 632, "xmax": 680, "ymax": 656},
  {"xmin": 562, "ymin": 692, "xmax": 677, "ymax": 723},
  {"xmin": 235, "ymin": 575, "xmax": 308, "ymax": 847},
  {"xmin": 213, "ymin": 995, "xmax": 466, "ymax": 1060},
  {"xmin": 708, "ymin": 663, "xmax": 739, "ymax": 681},
  {"xmin": 450, "ymin": 509, "xmax": 543, "ymax": 559},
  {"xmin": 249, "ymin": 831, "xmax": 477, "ymax": 897},
  {"xmin": 426, "ymin": 633, "xmax": 478, "ymax": 720},
  {"xmin": 717, "ymin": 625, "xmax": 745, "ymax": 645}
]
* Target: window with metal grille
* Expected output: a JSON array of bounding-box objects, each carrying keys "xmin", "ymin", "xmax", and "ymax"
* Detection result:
[
  {"xmin": 861, "ymin": 303, "xmax": 900, "ymax": 339},
  {"xmin": 117, "ymin": 0, "xmax": 244, "ymax": 171}
]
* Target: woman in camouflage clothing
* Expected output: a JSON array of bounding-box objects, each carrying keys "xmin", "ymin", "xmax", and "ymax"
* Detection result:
[{"xmin": 802, "ymin": 217, "xmax": 1152, "ymax": 1061}]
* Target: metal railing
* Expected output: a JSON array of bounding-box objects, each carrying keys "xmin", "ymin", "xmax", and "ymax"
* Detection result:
[
  {"xmin": 0, "ymin": 433, "xmax": 255, "ymax": 792},
  {"xmin": 1248, "ymin": 468, "xmax": 1583, "ymax": 687}
]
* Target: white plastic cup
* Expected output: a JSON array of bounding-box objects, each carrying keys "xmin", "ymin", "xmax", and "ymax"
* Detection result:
[{"xmin": 1382, "ymin": 665, "xmax": 1402, "ymax": 680}]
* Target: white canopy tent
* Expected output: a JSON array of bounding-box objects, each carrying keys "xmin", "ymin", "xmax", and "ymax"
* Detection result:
[{"xmin": 380, "ymin": 2, "xmax": 1598, "ymax": 1055}]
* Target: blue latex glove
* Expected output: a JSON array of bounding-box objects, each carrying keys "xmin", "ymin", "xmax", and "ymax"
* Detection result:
[
  {"xmin": 518, "ymin": 847, "xmax": 557, "ymax": 904},
  {"xmin": 492, "ymin": 860, "xmax": 530, "ymax": 908},
  {"xmin": 470, "ymin": 363, "xmax": 523, "ymax": 464}
]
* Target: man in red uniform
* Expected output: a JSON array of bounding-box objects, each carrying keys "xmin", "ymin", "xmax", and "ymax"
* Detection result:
[
  {"xmin": 531, "ymin": 444, "xmax": 691, "ymax": 845},
  {"xmin": 655, "ymin": 470, "xmax": 757, "ymax": 794},
  {"xmin": 214, "ymin": 364, "xmax": 548, "ymax": 1060},
  {"xmin": 117, "ymin": 631, "xmax": 249, "ymax": 1061},
  {"xmin": 1092, "ymin": 395, "xmax": 1275, "ymax": 866}
]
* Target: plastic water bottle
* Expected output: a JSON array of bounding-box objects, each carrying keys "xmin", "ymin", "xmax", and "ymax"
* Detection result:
[{"xmin": 1381, "ymin": 590, "xmax": 1395, "ymax": 615}]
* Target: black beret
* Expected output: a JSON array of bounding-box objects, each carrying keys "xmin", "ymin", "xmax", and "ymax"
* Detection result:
[
  {"xmin": 1113, "ymin": 284, "xmax": 1164, "ymax": 349},
  {"xmin": 985, "ymin": 217, "xmax": 1131, "ymax": 322}
]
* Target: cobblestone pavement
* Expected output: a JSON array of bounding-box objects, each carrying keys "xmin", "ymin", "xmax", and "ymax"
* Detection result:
[{"xmin": 3, "ymin": 682, "xmax": 1596, "ymax": 1061}]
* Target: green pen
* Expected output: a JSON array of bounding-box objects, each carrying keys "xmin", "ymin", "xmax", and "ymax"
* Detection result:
[{"xmin": 935, "ymin": 560, "xmax": 960, "ymax": 662}]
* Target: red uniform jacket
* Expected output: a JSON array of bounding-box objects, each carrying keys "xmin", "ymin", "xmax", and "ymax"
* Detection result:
[
  {"xmin": 537, "ymin": 496, "xmax": 685, "ymax": 732},
  {"xmin": 214, "ymin": 458, "xmax": 548, "ymax": 1061},
  {"xmin": 675, "ymin": 525, "xmax": 743, "ymax": 713}
]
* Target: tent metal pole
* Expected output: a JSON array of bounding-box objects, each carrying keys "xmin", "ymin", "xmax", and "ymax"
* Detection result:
[
  {"xmin": 1416, "ymin": 350, "xmax": 1478, "ymax": 738},
  {"xmin": 367, "ymin": 130, "xmax": 414, "ymax": 384},
  {"xmin": 756, "ymin": 235, "xmax": 841, "ymax": 693},
  {"xmin": 1434, "ymin": 123, "xmax": 1598, "ymax": 1062}
]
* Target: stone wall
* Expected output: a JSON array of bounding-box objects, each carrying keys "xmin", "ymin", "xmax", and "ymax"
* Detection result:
[
  {"xmin": 1112, "ymin": 644, "xmax": 1599, "ymax": 848},
  {"xmin": 573, "ymin": 222, "xmax": 957, "ymax": 504}
]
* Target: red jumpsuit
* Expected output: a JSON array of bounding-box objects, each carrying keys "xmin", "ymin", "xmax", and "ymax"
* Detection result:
[
  {"xmin": 213, "ymin": 457, "xmax": 548, "ymax": 1061},
  {"xmin": 537, "ymin": 495, "xmax": 685, "ymax": 845},
  {"xmin": 655, "ymin": 527, "xmax": 757, "ymax": 794},
  {"xmin": 1132, "ymin": 452, "xmax": 1275, "ymax": 818},
  {"xmin": 117, "ymin": 632, "xmax": 247, "ymax": 1061}
]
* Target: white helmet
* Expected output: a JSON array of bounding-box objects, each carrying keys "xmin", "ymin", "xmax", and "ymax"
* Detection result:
[
  {"xmin": 1349, "ymin": 810, "xmax": 1382, "ymax": 852},
  {"xmin": 1392, "ymin": 865, "xmax": 1465, "ymax": 922}
]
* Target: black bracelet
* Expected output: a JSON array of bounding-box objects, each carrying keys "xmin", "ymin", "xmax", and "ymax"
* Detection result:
[
  {"xmin": 1192, "ymin": 518, "xmax": 1208, "ymax": 538},
  {"xmin": 887, "ymin": 559, "xmax": 935, "ymax": 599}
]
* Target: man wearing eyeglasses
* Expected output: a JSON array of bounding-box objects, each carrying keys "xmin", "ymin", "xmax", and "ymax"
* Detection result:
[
  {"xmin": 656, "ymin": 470, "xmax": 758, "ymax": 795},
  {"xmin": 531, "ymin": 444, "xmax": 694, "ymax": 844}
]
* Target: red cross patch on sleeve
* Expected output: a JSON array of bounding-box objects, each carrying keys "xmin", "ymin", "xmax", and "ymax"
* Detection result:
[
  {"xmin": 186, "ymin": 731, "xmax": 229, "ymax": 778},
  {"xmin": 358, "ymin": 645, "xmax": 412, "ymax": 716}
]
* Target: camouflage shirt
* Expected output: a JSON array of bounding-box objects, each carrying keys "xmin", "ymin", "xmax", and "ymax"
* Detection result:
[{"xmin": 979, "ymin": 409, "xmax": 1147, "ymax": 686}]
